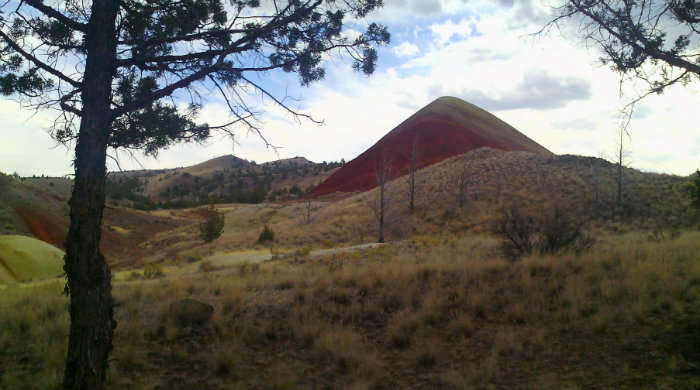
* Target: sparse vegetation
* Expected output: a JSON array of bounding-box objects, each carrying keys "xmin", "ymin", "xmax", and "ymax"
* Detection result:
[{"xmin": 2, "ymin": 231, "xmax": 698, "ymax": 389}]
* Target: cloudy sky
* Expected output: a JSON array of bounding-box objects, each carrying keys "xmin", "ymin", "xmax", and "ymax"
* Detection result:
[{"xmin": 1, "ymin": 0, "xmax": 698, "ymax": 177}]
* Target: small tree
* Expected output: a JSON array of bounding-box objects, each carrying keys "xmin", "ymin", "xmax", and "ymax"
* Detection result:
[
  {"xmin": 450, "ymin": 152, "xmax": 476, "ymax": 209},
  {"xmin": 372, "ymin": 152, "xmax": 396, "ymax": 243},
  {"xmin": 615, "ymin": 104, "xmax": 633, "ymax": 207},
  {"xmin": 257, "ymin": 225, "xmax": 274, "ymax": 244},
  {"xmin": 403, "ymin": 135, "xmax": 420, "ymax": 213},
  {"xmin": 304, "ymin": 195, "xmax": 314, "ymax": 225},
  {"xmin": 199, "ymin": 204, "xmax": 224, "ymax": 243}
]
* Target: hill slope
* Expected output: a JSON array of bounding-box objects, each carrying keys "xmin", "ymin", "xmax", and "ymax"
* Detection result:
[
  {"xmin": 0, "ymin": 173, "xmax": 68, "ymax": 246},
  {"xmin": 132, "ymin": 149, "xmax": 692, "ymax": 261},
  {"xmin": 0, "ymin": 235, "xmax": 64, "ymax": 283},
  {"xmin": 105, "ymin": 155, "xmax": 340, "ymax": 207},
  {"xmin": 311, "ymin": 96, "xmax": 550, "ymax": 197},
  {"xmin": 0, "ymin": 173, "xmax": 191, "ymax": 265}
]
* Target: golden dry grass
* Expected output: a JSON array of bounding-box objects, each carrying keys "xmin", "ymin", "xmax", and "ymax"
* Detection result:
[{"xmin": 1, "ymin": 230, "xmax": 698, "ymax": 389}]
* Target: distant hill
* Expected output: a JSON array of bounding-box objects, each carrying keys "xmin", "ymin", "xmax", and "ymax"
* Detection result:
[
  {"xmin": 311, "ymin": 96, "xmax": 550, "ymax": 197},
  {"xmin": 0, "ymin": 173, "xmax": 190, "ymax": 265},
  {"xmin": 0, "ymin": 173, "xmax": 68, "ymax": 247},
  {"xmin": 104, "ymin": 155, "xmax": 342, "ymax": 208},
  {"xmin": 183, "ymin": 154, "xmax": 253, "ymax": 174}
]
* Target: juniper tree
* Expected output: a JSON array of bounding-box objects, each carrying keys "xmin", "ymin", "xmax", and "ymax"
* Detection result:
[
  {"xmin": 200, "ymin": 204, "xmax": 225, "ymax": 243},
  {"xmin": 0, "ymin": 1, "xmax": 388, "ymax": 388}
]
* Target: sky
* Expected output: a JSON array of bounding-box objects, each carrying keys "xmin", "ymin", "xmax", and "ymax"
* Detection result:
[{"xmin": 1, "ymin": 0, "xmax": 698, "ymax": 177}]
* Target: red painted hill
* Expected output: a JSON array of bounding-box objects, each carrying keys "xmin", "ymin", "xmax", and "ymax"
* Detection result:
[{"xmin": 310, "ymin": 96, "xmax": 551, "ymax": 197}]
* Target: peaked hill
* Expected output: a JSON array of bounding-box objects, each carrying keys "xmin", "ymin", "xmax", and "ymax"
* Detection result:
[{"xmin": 311, "ymin": 96, "xmax": 550, "ymax": 197}]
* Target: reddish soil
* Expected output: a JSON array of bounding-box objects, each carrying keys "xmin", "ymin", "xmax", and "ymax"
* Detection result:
[
  {"xmin": 15, "ymin": 207, "xmax": 66, "ymax": 248},
  {"xmin": 311, "ymin": 97, "xmax": 550, "ymax": 197}
]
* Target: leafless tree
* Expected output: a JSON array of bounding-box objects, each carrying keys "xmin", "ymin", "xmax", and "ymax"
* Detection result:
[
  {"xmin": 304, "ymin": 195, "xmax": 313, "ymax": 225},
  {"xmin": 495, "ymin": 165, "xmax": 506, "ymax": 203},
  {"xmin": 616, "ymin": 104, "xmax": 634, "ymax": 206},
  {"xmin": 593, "ymin": 154, "xmax": 602, "ymax": 215},
  {"xmin": 403, "ymin": 135, "xmax": 420, "ymax": 213},
  {"xmin": 451, "ymin": 152, "xmax": 476, "ymax": 209},
  {"xmin": 371, "ymin": 152, "xmax": 396, "ymax": 243}
]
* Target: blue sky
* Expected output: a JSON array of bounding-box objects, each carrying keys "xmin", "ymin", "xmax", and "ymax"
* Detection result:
[{"xmin": 1, "ymin": 0, "xmax": 698, "ymax": 176}]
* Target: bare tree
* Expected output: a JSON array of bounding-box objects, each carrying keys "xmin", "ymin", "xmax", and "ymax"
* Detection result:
[
  {"xmin": 593, "ymin": 153, "xmax": 604, "ymax": 216},
  {"xmin": 616, "ymin": 104, "xmax": 634, "ymax": 206},
  {"xmin": 495, "ymin": 164, "xmax": 506, "ymax": 204},
  {"xmin": 372, "ymin": 152, "xmax": 396, "ymax": 243},
  {"xmin": 303, "ymin": 193, "xmax": 314, "ymax": 225},
  {"xmin": 451, "ymin": 152, "xmax": 476, "ymax": 209},
  {"xmin": 403, "ymin": 135, "xmax": 420, "ymax": 213}
]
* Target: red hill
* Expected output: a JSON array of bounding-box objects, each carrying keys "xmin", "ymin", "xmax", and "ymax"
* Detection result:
[{"xmin": 310, "ymin": 96, "xmax": 551, "ymax": 197}]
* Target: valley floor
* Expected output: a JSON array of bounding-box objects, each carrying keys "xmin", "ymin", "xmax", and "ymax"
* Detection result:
[{"xmin": 1, "ymin": 232, "xmax": 699, "ymax": 389}]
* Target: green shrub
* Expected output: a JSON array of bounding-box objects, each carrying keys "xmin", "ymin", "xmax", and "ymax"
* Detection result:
[
  {"xmin": 258, "ymin": 225, "xmax": 274, "ymax": 244},
  {"xmin": 200, "ymin": 204, "xmax": 225, "ymax": 243}
]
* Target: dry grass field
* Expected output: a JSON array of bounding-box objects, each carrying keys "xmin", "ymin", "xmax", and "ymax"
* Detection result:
[{"xmin": 1, "ymin": 231, "xmax": 698, "ymax": 389}]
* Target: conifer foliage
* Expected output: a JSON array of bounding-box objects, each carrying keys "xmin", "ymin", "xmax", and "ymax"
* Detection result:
[{"xmin": 200, "ymin": 204, "xmax": 225, "ymax": 243}]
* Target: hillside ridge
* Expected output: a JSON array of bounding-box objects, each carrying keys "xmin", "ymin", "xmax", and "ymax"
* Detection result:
[{"xmin": 311, "ymin": 96, "xmax": 550, "ymax": 197}]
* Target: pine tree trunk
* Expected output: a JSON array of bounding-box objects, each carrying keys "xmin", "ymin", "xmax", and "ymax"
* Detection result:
[{"xmin": 63, "ymin": 1, "xmax": 119, "ymax": 388}]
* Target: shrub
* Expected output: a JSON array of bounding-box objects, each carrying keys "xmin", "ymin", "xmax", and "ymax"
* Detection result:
[
  {"xmin": 143, "ymin": 263, "xmax": 163, "ymax": 279},
  {"xmin": 491, "ymin": 205, "xmax": 535, "ymax": 259},
  {"xmin": 537, "ymin": 206, "xmax": 590, "ymax": 254},
  {"xmin": 258, "ymin": 225, "xmax": 274, "ymax": 244},
  {"xmin": 199, "ymin": 204, "xmax": 225, "ymax": 243},
  {"xmin": 492, "ymin": 204, "xmax": 593, "ymax": 260}
]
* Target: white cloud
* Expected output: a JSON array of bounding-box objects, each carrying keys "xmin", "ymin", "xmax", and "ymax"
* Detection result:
[
  {"xmin": 393, "ymin": 41, "xmax": 420, "ymax": 58},
  {"xmin": 430, "ymin": 18, "xmax": 473, "ymax": 46}
]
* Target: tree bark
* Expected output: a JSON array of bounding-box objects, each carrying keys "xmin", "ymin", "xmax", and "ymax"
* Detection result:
[{"xmin": 63, "ymin": 1, "xmax": 119, "ymax": 389}]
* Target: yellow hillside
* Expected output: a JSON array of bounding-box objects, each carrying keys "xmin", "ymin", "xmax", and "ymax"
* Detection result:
[{"xmin": 0, "ymin": 235, "xmax": 64, "ymax": 284}]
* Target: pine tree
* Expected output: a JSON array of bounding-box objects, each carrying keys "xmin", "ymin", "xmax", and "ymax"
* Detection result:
[{"xmin": 0, "ymin": 1, "xmax": 388, "ymax": 387}]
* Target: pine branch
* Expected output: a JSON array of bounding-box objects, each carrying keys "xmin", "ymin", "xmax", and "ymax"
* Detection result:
[
  {"xmin": 23, "ymin": 0, "xmax": 87, "ymax": 32},
  {"xmin": 0, "ymin": 29, "xmax": 81, "ymax": 88}
]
